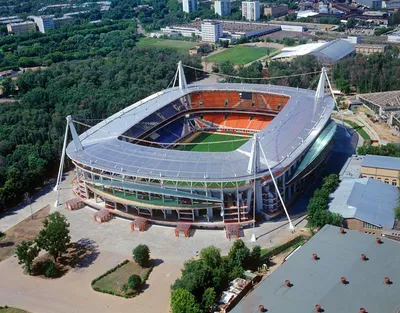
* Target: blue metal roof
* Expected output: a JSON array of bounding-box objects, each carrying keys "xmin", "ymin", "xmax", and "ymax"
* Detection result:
[
  {"xmin": 362, "ymin": 154, "xmax": 400, "ymax": 171},
  {"xmin": 329, "ymin": 178, "xmax": 397, "ymax": 228}
]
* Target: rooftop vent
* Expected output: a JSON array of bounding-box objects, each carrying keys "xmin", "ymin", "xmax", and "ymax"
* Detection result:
[
  {"xmin": 312, "ymin": 253, "xmax": 318, "ymax": 260},
  {"xmin": 361, "ymin": 254, "xmax": 368, "ymax": 261},
  {"xmin": 341, "ymin": 277, "xmax": 347, "ymax": 284},
  {"xmin": 376, "ymin": 237, "xmax": 383, "ymax": 244},
  {"xmin": 340, "ymin": 228, "xmax": 346, "ymax": 234},
  {"xmin": 384, "ymin": 277, "xmax": 392, "ymax": 284},
  {"xmin": 285, "ymin": 280, "xmax": 291, "ymax": 287},
  {"xmin": 259, "ymin": 305, "xmax": 265, "ymax": 312},
  {"xmin": 360, "ymin": 308, "xmax": 366, "ymax": 313},
  {"xmin": 315, "ymin": 304, "xmax": 322, "ymax": 312}
]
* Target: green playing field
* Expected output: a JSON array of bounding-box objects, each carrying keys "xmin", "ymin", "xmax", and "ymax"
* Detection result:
[{"xmin": 176, "ymin": 132, "xmax": 251, "ymax": 152}]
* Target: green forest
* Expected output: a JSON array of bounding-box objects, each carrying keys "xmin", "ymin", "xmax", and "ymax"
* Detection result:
[
  {"xmin": 333, "ymin": 49, "xmax": 400, "ymax": 94},
  {"xmin": 0, "ymin": 19, "xmax": 138, "ymax": 71},
  {"xmin": 0, "ymin": 48, "xmax": 201, "ymax": 211}
]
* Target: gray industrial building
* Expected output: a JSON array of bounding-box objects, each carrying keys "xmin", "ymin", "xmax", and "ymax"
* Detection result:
[{"xmin": 231, "ymin": 225, "xmax": 400, "ymax": 313}]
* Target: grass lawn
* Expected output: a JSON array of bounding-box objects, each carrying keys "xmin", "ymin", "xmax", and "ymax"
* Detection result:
[
  {"xmin": 343, "ymin": 119, "xmax": 372, "ymax": 141},
  {"xmin": 92, "ymin": 261, "xmax": 152, "ymax": 297},
  {"xmin": 205, "ymin": 46, "xmax": 275, "ymax": 65},
  {"xmin": 136, "ymin": 37, "xmax": 197, "ymax": 54},
  {"xmin": 260, "ymin": 246, "xmax": 277, "ymax": 258},
  {"xmin": 176, "ymin": 132, "xmax": 251, "ymax": 152},
  {"xmin": 0, "ymin": 308, "xmax": 30, "ymax": 313}
]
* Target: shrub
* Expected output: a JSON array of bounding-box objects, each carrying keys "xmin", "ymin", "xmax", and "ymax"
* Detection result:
[
  {"xmin": 128, "ymin": 274, "xmax": 142, "ymax": 291},
  {"xmin": 171, "ymin": 288, "xmax": 202, "ymax": 313},
  {"xmin": 44, "ymin": 260, "xmax": 57, "ymax": 278},
  {"xmin": 121, "ymin": 283, "xmax": 129, "ymax": 294},
  {"xmin": 133, "ymin": 244, "xmax": 150, "ymax": 266}
]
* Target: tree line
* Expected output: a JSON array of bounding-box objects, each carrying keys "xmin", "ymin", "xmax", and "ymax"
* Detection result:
[{"xmin": 0, "ymin": 48, "xmax": 201, "ymax": 212}]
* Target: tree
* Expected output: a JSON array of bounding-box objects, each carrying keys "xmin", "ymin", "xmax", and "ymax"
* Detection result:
[
  {"xmin": 200, "ymin": 246, "xmax": 222, "ymax": 268},
  {"xmin": 201, "ymin": 287, "xmax": 216, "ymax": 312},
  {"xmin": 127, "ymin": 274, "xmax": 142, "ymax": 291},
  {"xmin": 322, "ymin": 174, "xmax": 340, "ymax": 193},
  {"xmin": 227, "ymin": 239, "xmax": 250, "ymax": 268},
  {"xmin": 394, "ymin": 206, "xmax": 400, "ymax": 220},
  {"xmin": 250, "ymin": 245, "xmax": 261, "ymax": 266},
  {"xmin": 36, "ymin": 212, "xmax": 70, "ymax": 262},
  {"xmin": 132, "ymin": 244, "xmax": 150, "ymax": 266},
  {"xmin": 228, "ymin": 265, "xmax": 244, "ymax": 281},
  {"xmin": 1, "ymin": 77, "xmax": 13, "ymax": 97},
  {"xmin": 172, "ymin": 259, "xmax": 215, "ymax": 302},
  {"xmin": 171, "ymin": 288, "xmax": 202, "ymax": 313},
  {"xmin": 15, "ymin": 240, "xmax": 39, "ymax": 275}
]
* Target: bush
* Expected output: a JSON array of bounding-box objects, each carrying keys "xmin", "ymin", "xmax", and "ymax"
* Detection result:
[
  {"xmin": 171, "ymin": 288, "xmax": 202, "ymax": 313},
  {"xmin": 128, "ymin": 274, "xmax": 142, "ymax": 291},
  {"xmin": 133, "ymin": 244, "xmax": 150, "ymax": 266},
  {"xmin": 44, "ymin": 260, "xmax": 57, "ymax": 278}
]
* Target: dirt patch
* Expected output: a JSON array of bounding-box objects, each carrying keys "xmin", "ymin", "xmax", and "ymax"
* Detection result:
[
  {"xmin": 0, "ymin": 205, "xmax": 50, "ymax": 262},
  {"xmin": 356, "ymin": 106, "xmax": 400, "ymax": 142},
  {"xmin": 30, "ymin": 240, "xmax": 99, "ymax": 278}
]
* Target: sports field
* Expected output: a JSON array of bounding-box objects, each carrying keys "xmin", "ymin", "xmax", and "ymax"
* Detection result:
[
  {"xmin": 205, "ymin": 46, "xmax": 275, "ymax": 65},
  {"xmin": 136, "ymin": 37, "xmax": 197, "ymax": 54},
  {"xmin": 176, "ymin": 132, "xmax": 251, "ymax": 152}
]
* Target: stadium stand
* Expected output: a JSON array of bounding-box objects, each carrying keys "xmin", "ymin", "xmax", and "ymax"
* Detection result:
[{"xmin": 190, "ymin": 91, "xmax": 289, "ymax": 111}]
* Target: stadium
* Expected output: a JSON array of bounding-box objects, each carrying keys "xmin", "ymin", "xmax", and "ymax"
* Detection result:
[{"xmin": 61, "ymin": 62, "xmax": 336, "ymax": 227}]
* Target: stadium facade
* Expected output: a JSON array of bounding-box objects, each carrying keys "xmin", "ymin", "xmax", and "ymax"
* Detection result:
[{"xmin": 60, "ymin": 62, "xmax": 336, "ymax": 226}]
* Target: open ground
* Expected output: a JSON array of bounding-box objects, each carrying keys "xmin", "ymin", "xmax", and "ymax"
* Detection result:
[{"xmin": 0, "ymin": 170, "xmax": 307, "ymax": 313}]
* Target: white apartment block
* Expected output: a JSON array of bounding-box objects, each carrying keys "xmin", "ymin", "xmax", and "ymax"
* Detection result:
[
  {"xmin": 215, "ymin": 0, "xmax": 231, "ymax": 16},
  {"xmin": 201, "ymin": 21, "xmax": 223, "ymax": 42},
  {"xmin": 182, "ymin": 0, "xmax": 197, "ymax": 13},
  {"xmin": 31, "ymin": 16, "xmax": 55, "ymax": 33},
  {"xmin": 7, "ymin": 21, "xmax": 36, "ymax": 34},
  {"xmin": 242, "ymin": 1, "xmax": 260, "ymax": 21}
]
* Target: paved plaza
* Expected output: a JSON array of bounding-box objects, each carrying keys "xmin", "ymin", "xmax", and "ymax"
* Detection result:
[{"xmin": 0, "ymin": 169, "xmax": 306, "ymax": 313}]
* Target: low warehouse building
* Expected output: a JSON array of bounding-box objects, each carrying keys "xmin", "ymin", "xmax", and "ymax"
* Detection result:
[{"xmin": 328, "ymin": 177, "xmax": 398, "ymax": 236}]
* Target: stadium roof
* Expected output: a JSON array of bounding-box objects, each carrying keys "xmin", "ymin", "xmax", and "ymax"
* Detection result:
[
  {"xmin": 362, "ymin": 154, "xmax": 400, "ymax": 171},
  {"xmin": 231, "ymin": 225, "xmax": 400, "ymax": 313},
  {"xmin": 328, "ymin": 178, "xmax": 397, "ymax": 228},
  {"xmin": 272, "ymin": 39, "xmax": 355, "ymax": 64},
  {"xmin": 66, "ymin": 70, "xmax": 334, "ymax": 182}
]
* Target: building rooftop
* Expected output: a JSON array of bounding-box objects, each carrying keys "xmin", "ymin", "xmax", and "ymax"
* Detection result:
[
  {"xmin": 231, "ymin": 225, "xmax": 400, "ymax": 313},
  {"xmin": 362, "ymin": 154, "xmax": 400, "ymax": 171},
  {"xmin": 328, "ymin": 178, "xmax": 397, "ymax": 228},
  {"xmin": 272, "ymin": 39, "xmax": 355, "ymax": 64},
  {"xmin": 357, "ymin": 90, "xmax": 400, "ymax": 110},
  {"xmin": 339, "ymin": 154, "xmax": 364, "ymax": 179}
]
